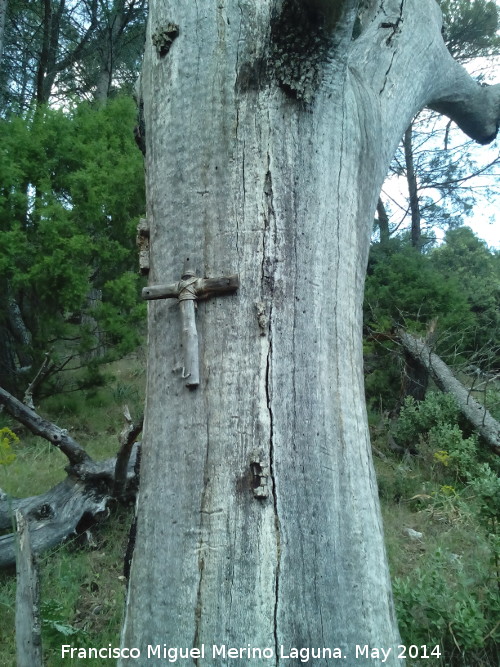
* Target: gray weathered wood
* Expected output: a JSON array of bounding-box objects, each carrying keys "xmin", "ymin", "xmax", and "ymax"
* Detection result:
[
  {"xmin": 399, "ymin": 331, "xmax": 500, "ymax": 455},
  {"xmin": 121, "ymin": 1, "xmax": 500, "ymax": 664},
  {"xmin": 142, "ymin": 274, "xmax": 239, "ymax": 301},
  {"xmin": 15, "ymin": 511, "xmax": 43, "ymax": 667},
  {"xmin": 113, "ymin": 407, "xmax": 143, "ymax": 499},
  {"xmin": 0, "ymin": 446, "xmax": 139, "ymax": 569},
  {"xmin": 0, "ymin": 385, "xmax": 91, "ymax": 466}
]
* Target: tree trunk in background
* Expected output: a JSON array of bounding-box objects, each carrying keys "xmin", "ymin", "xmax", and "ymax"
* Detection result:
[
  {"xmin": 403, "ymin": 123, "xmax": 422, "ymax": 250},
  {"xmin": 81, "ymin": 288, "xmax": 105, "ymax": 362},
  {"xmin": 0, "ymin": 0, "xmax": 7, "ymax": 68},
  {"xmin": 94, "ymin": 1, "xmax": 126, "ymax": 104},
  {"xmin": 121, "ymin": 1, "xmax": 500, "ymax": 663},
  {"xmin": 7, "ymin": 296, "xmax": 32, "ymax": 371},
  {"xmin": 377, "ymin": 197, "xmax": 391, "ymax": 245}
]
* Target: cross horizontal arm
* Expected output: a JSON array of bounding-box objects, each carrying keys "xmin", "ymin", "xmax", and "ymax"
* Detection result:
[
  {"xmin": 141, "ymin": 275, "xmax": 239, "ymax": 301},
  {"xmin": 142, "ymin": 282, "xmax": 179, "ymax": 300}
]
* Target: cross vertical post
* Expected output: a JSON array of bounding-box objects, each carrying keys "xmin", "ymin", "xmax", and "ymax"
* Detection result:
[{"xmin": 142, "ymin": 270, "xmax": 239, "ymax": 388}]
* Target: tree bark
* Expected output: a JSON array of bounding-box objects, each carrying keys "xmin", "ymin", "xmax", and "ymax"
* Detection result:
[
  {"xmin": 15, "ymin": 511, "xmax": 43, "ymax": 667},
  {"xmin": 94, "ymin": 1, "xmax": 126, "ymax": 104},
  {"xmin": 399, "ymin": 331, "xmax": 500, "ymax": 455},
  {"xmin": 121, "ymin": 1, "xmax": 500, "ymax": 663}
]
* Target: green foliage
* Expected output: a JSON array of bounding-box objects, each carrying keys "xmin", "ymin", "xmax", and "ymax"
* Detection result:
[
  {"xmin": 439, "ymin": 0, "xmax": 500, "ymax": 59},
  {"xmin": 0, "ymin": 97, "xmax": 145, "ymax": 394},
  {"xmin": 0, "ymin": 427, "xmax": 18, "ymax": 465},
  {"xmin": 430, "ymin": 227, "xmax": 500, "ymax": 363},
  {"xmin": 365, "ymin": 241, "xmax": 474, "ymax": 336},
  {"xmin": 394, "ymin": 392, "xmax": 460, "ymax": 445},
  {"xmin": 393, "ymin": 547, "xmax": 495, "ymax": 657},
  {"xmin": 364, "ymin": 231, "xmax": 500, "ymax": 409},
  {"xmin": 383, "ymin": 390, "xmax": 500, "ymax": 665}
]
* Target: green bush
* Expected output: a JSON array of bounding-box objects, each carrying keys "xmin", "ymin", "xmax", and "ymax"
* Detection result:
[{"xmin": 393, "ymin": 547, "xmax": 497, "ymax": 661}]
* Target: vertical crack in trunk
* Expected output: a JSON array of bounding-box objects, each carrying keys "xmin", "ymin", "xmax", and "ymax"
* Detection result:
[
  {"xmin": 192, "ymin": 402, "xmax": 212, "ymax": 663},
  {"xmin": 379, "ymin": 0, "xmax": 405, "ymax": 92},
  {"xmin": 262, "ymin": 158, "xmax": 281, "ymax": 663},
  {"xmin": 192, "ymin": 554, "xmax": 204, "ymax": 666},
  {"xmin": 266, "ymin": 342, "xmax": 281, "ymax": 663}
]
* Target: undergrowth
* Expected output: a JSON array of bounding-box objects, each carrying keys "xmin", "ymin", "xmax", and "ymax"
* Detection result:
[{"xmin": 373, "ymin": 391, "xmax": 500, "ymax": 666}]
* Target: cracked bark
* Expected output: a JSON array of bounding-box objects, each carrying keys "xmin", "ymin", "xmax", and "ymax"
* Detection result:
[{"xmin": 121, "ymin": 0, "xmax": 500, "ymax": 664}]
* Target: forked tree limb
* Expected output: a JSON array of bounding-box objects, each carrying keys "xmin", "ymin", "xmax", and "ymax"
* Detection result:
[
  {"xmin": 0, "ymin": 388, "xmax": 142, "ymax": 568},
  {"xmin": 399, "ymin": 331, "xmax": 500, "ymax": 455},
  {"xmin": 0, "ymin": 385, "xmax": 92, "ymax": 466}
]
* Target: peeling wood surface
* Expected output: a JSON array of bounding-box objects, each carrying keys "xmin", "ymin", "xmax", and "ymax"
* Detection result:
[{"xmin": 0, "ymin": 446, "xmax": 139, "ymax": 569}]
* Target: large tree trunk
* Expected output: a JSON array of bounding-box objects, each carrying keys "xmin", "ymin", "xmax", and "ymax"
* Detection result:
[{"xmin": 121, "ymin": 0, "xmax": 500, "ymax": 663}]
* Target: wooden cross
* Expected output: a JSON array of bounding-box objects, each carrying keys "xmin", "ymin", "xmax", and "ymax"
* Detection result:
[{"xmin": 142, "ymin": 269, "xmax": 239, "ymax": 388}]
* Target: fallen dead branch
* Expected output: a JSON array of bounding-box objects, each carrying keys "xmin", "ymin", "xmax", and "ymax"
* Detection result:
[{"xmin": 399, "ymin": 331, "xmax": 500, "ymax": 456}]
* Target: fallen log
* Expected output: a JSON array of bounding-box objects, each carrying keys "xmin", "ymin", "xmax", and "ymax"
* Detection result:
[
  {"xmin": 399, "ymin": 331, "xmax": 500, "ymax": 456},
  {"xmin": 0, "ymin": 383, "xmax": 141, "ymax": 569},
  {"xmin": 0, "ymin": 446, "xmax": 139, "ymax": 569}
]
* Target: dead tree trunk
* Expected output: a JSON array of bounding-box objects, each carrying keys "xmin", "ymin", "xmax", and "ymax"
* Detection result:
[
  {"xmin": 121, "ymin": 0, "xmax": 500, "ymax": 663},
  {"xmin": 399, "ymin": 330, "xmax": 500, "ymax": 455}
]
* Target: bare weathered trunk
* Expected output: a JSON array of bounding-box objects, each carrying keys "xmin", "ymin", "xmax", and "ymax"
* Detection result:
[
  {"xmin": 81, "ymin": 287, "xmax": 105, "ymax": 362},
  {"xmin": 121, "ymin": 0, "xmax": 500, "ymax": 663}
]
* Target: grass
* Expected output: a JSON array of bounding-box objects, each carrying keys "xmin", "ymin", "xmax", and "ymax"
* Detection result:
[{"xmin": 0, "ymin": 506, "xmax": 133, "ymax": 666}]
